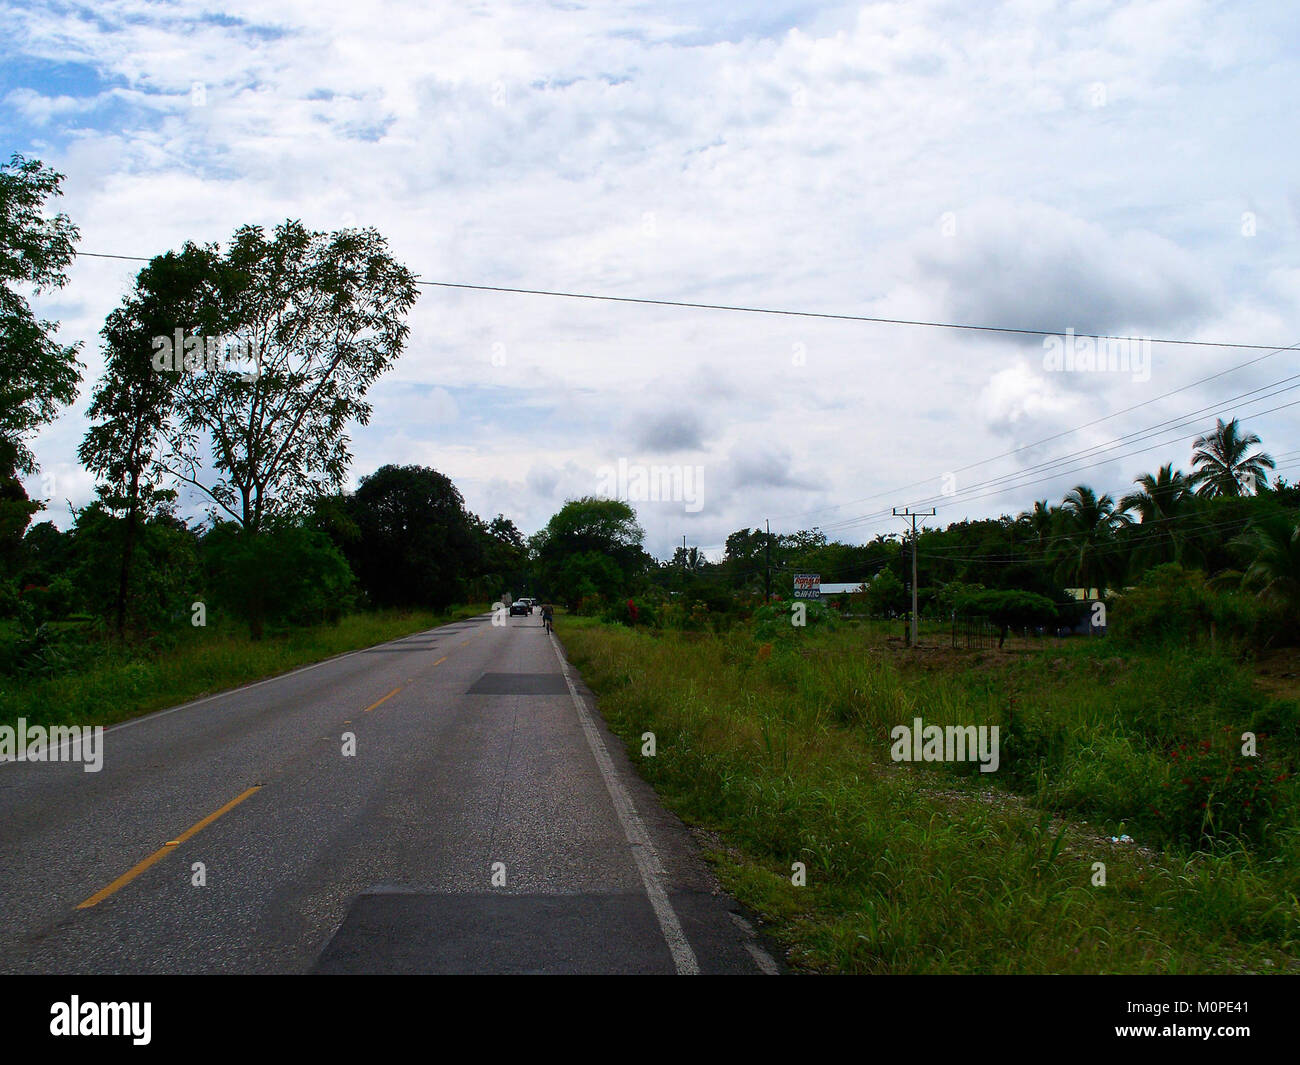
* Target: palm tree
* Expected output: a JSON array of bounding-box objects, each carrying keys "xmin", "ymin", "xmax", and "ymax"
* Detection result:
[
  {"xmin": 1053, "ymin": 484, "xmax": 1132, "ymax": 597},
  {"xmin": 1120, "ymin": 463, "xmax": 1194, "ymax": 567},
  {"xmin": 1015, "ymin": 499, "xmax": 1056, "ymax": 558},
  {"xmin": 1235, "ymin": 515, "xmax": 1300, "ymax": 615},
  {"xmin": 1190, "ymin": 418, "xmax": 1275, "ymax": 498}
]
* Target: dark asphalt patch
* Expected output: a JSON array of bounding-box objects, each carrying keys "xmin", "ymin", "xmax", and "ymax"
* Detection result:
[
  {"xmin": 467, "ymin": 672, "xmax": 570, "ymax": 695},
  {"xmin": 313, "ymin": 891, "xmax": 677, "ymax": 974}
]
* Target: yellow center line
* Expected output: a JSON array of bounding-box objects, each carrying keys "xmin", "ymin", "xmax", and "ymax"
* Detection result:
[
  {"xmin": 434, "ymin": 656, "xmax": 448, "ymax": 665},
  {"xmin": 363, "ymin": 686, "xmax": 402, "ymax": 713},
  {"xmin": 76, "ymin": 785, "xmax": 263, "ymax": 910}
]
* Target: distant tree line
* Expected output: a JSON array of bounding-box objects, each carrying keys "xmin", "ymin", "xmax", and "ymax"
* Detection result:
[
  {"xmin": 527, "ymin": 422, "xmax": 1298, "ymax": 648},
  {"xmin": 2, "ymin": 152, "xmax": 1297, "ymax": 664}
]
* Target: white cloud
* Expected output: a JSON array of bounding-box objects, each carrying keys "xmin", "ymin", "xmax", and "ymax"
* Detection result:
[{"xmin": 7, "ymin": 0, "xmax": 1299, "ymax": 555}]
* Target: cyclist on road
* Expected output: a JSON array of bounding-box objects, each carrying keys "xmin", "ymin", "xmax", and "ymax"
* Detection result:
[{"xmin": 541, "ymin": 602, "xmax": 554, "ymax": 634}]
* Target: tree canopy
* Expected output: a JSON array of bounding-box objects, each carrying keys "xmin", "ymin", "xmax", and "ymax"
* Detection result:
[
  {"xmin": 0, "ymin": 153, "xmax": 81, "ymax": 476},
  {"xmin": 533, "ymin": 497, "xmax": 649, "ymax": 609}
]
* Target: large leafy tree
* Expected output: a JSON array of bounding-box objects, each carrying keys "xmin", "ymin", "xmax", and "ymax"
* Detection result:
[
  {"xmin": 1, "ymin": 440, "xmax": 41, "ymax": 581},
  {"xmin": 865, "ymin": 567, "xmax": 907, "ymax": 616},
  {"xmin": 79, "ymin": 245, "xmax": 219, "ymax": 634},
  {"xmin": 472, "ymin": 513, "xmax": 529, "ymax": 600},
  {"xmin": 0, "ymin": 154, "xmax": 81, "ymax": 476},
  {"xmin": 721, "ymin": 527, "xmax": 771, "ymax": 594},
  {"xmin": 71, "ymin": 499, "xmax": 199, "ymax": 634},
  {"xmin": 1191, "ymin": 418, "xmax": 1275, "ymax": 499},
  {"xmin": 669, "ymin": 544, "xmax": 707, "ymax": 573},
  {"xmin": 533, "ymin": 497, "xmax": 648, "ymax": 609},
  {"xmin": 344, "ymin": 464, "xmax": 482, "ymax": 610},
  {"xmin": 955, "ymin": 587, "xmax": 1059, "ymax": 648},
  {"xmin": 16, "ymin": 520, "xmax": 70, "ymax": 587},
  {"xmin": 158, "ymin": 220, "xmax": 419, "ymax": 534}
]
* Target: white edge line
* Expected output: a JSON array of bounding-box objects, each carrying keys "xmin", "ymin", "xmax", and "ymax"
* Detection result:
[
  {"xmin": 729, "ymin": 911, "xmax": 780, "ymax": 975},
  {"xmin": 548, "ymin": 632, "xmax": 701, "ymax": 976},
  {"xmin": 744, "ymin": 941, "xmax": 780, "ymax": 975},
  {"xmin": 0, "ymin": 615, "xmax": 491, "ymax": 766}
]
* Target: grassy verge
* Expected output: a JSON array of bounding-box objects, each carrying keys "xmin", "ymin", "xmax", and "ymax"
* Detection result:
[
  {"xmin": 0, "ymin": 605, "xmax": 488, "ymax": 730},
  {"xmin": 559, "ymin": 617, "xmax": 1300, "ymax": 974}
]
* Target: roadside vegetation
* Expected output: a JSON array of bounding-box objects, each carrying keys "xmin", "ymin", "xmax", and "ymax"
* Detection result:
[
  {"xmin": 1, "ymin": 605, "xmax": 487, "ymax": 731},
  {"xmin": 560, "ymin": 614, "xmax": 1300, "ymax": 974}
]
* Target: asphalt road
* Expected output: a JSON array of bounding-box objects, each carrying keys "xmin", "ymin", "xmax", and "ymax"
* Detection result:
[{"xmin": 0, "ymin": 612, "xmax": 779, "ymax": 974}]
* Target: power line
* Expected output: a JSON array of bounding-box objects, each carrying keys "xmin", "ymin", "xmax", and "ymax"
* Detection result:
[
  {"xmin": 826, "ymin": 410, "xmax": 1300, "ymax": 539},
  {"xmin": 74, "ymin": 247, "xmax": 1299, "ymax": 546},
  {"xmin": 75, "ymin": 250, "xmax": 1293, "ymax": 352},
  {"xmin": 820, "ymin": 374, "xmax": 1300, "ymax": 527},
  {"xmin": 933, "ymin": 497, "xmax": 1266, "ymax": 555},
  {"xmin": 774, "ymin": 338, "xmax": 1300, "ymax": 523},
  {"xmin": 815, "ymin": 388, "xmax": 1300, "ymax": 537},
  {"xmin": 816, "ymin": 409, "xmax": 1296, "ymax": 540},
  {"xmin": 918, "ymin": 509, "xmax": 1279, "ymax": 567}
]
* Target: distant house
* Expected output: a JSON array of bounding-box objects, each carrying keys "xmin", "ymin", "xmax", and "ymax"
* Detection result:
[
  {"xmin": 1062, "ymin": 589, "xmax": 1107, "ymax": 635},
  {"xmin": 820, "ymin": 581, "xmax": 868, "ymax": 602}
]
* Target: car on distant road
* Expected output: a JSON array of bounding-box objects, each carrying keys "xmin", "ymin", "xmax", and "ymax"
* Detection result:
[{"xmin": 509, "ymin": 598, "xmax": 533, "ymax": 616}]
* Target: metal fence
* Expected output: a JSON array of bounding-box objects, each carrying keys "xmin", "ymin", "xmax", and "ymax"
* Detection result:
[{"xmin": 951, "ymin": 614, "xmax": 1000, "ymax": 650}]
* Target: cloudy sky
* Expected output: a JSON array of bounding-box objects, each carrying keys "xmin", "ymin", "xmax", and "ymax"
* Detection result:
[{"xmin": 6, "ymin": 0, "xmax": 1299, "ymax": 559}]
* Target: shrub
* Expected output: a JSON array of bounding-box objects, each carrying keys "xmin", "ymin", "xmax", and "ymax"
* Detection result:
[
  {"xmin": 1045, "ymin": 734, "xmax": 1166, "ymax": 826},
  {"xmin": 1153, "ymin": 729, "xmax": 1286, "ymax": 847},
  {"xmin": 0, "ymin": 580, "xmax": 21, "ymax": 619},
  {"xmin": 575, "ymin": 593, "xmax": 607, "ymax": 617},
  {"xmin": 751, "ymin": 598, "xmax": 839, "ymax": 640},
  {"xmin": 1111, "ymin": 563, "xmax": 1276, "ymax": 650},
  {"xmin": 865, "ymin": 569, "xmax": 907, "ymax": 616},
  {"xmin": 954, "ymin": 587, "xmax": 1058, "ymax": 647},
  {"xmin": 602, "ymin": 597, "xmax": 658, "ymax": 627},
  {"xmin": 204, "ymin": 518, "xmax": 355, "ymax": 636}
]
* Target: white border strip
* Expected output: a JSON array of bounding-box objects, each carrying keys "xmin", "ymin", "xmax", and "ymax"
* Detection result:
[{"xmin": 549, "ymin": 633, "xmax": 700, "ymax": 976}]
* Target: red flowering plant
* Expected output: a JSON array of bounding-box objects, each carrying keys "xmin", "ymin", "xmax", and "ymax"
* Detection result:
[
  {"xmin": 1154, "ymin": 726, "xmax": 1284, "ymax": 846},
  {"xmin": 601, "ymin": 596, "xmax": 657, "ymax": 627}
]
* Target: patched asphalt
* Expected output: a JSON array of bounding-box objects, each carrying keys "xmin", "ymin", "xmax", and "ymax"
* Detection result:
[{"xmin": 0, "ymin": 613, "xmax": 780, "ymax": 975}]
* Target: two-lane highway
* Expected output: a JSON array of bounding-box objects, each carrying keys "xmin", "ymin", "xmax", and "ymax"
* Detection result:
[{"xmin": 0, "ymin": 612, "xmax": 777, "ymax": 974}]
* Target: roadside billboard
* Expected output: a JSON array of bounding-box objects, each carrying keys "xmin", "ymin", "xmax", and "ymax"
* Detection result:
[{"xmin": 793, "ymin": 573, "xmax": 821, "ymax": 599}]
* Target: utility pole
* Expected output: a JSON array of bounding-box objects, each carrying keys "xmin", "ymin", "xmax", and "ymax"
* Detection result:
[
  {"xmin": 893, "ymin": 507, "xmax": 935, "ymax": 648},
  {"xmin": 765, "ymin": 519, "xmax": 771, "ymax": 602}
]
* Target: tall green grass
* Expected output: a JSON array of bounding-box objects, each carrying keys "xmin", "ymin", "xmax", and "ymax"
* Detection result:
[
  {"xmin": 561, "ymin": 619, "xmax": 1300, "ymax": 973},
  {"xmin": 0, "ymin": 605, "xmax": 487, "ymax": 730}
]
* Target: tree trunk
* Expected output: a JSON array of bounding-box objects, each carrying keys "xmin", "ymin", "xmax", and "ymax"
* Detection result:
[
  {"xmin": 248, "ymin": 555, "xmax": 265, "ymax": 641},
  {"xmin": 115, "ymin": 468, "xmax": 140, "ymax": 639},
  {"xmin": 248, "ymin": 578, "xmax": 265, "ymax": 641}
]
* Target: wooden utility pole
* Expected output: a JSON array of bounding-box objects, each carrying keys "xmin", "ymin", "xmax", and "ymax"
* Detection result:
[{"xmin": 893, "ymin": 507, "xmax": 935, "ymax": 647}]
